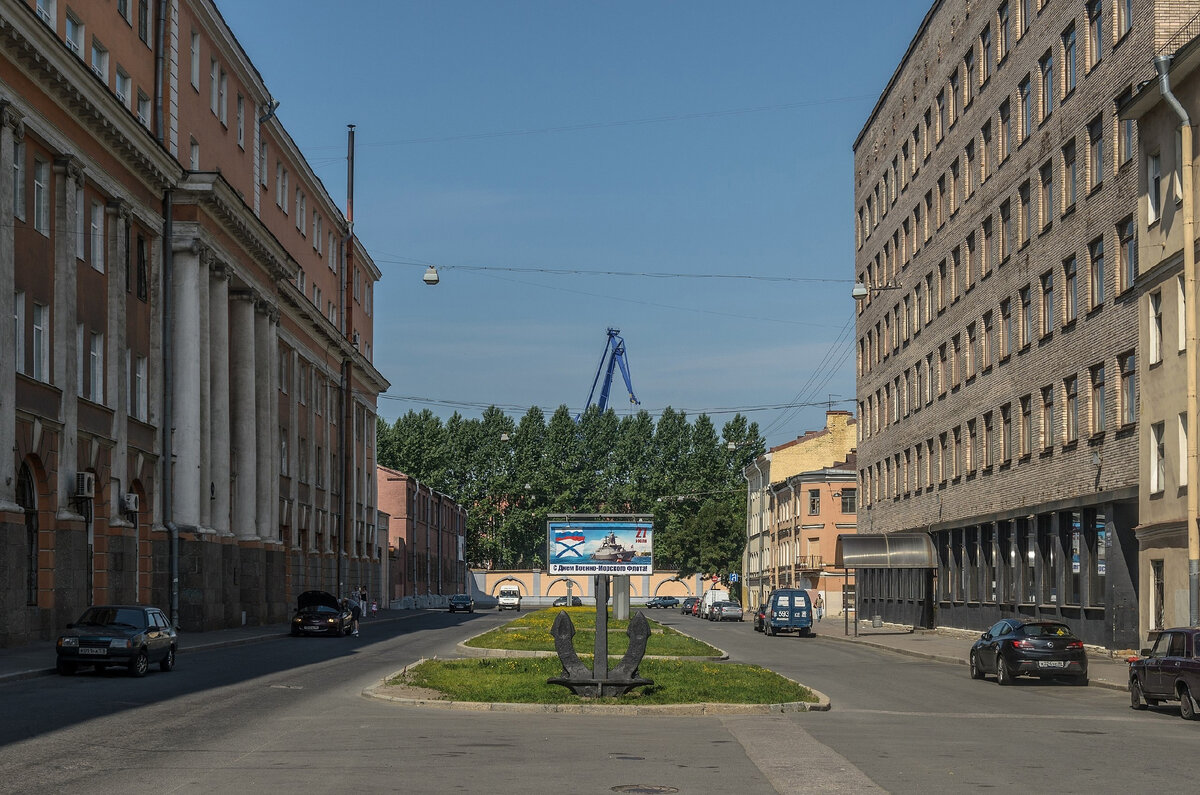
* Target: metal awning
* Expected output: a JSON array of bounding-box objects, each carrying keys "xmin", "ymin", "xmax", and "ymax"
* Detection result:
[{"xmin": 835, "ymin": 533, "xmax": 937, "ymax": 569}]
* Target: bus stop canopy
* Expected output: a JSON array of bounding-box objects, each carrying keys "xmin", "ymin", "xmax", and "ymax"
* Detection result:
[{"xmin": 835, "ymin": 533, "xmax": 936, "ymax": 569}]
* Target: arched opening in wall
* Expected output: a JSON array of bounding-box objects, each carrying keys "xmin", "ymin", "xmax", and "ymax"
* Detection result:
[{"xmin": 17, "ymin": 463, "xmax": 38, "ymax": 607}]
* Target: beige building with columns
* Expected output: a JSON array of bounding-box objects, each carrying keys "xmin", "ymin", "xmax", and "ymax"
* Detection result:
[{"xmin": 1, "ymin": 0, "xmax": 387, "ymax": 646}]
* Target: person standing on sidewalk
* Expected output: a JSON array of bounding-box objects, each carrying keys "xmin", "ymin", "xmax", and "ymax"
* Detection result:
[{"xmin": 815, "ymin": 593, "xmax": 825, "ymax": 623}]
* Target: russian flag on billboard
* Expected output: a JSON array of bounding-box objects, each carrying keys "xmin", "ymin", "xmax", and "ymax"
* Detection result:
[{"xmin": 556, "ymin": 534, "xmax": 585, "ymax": 542}]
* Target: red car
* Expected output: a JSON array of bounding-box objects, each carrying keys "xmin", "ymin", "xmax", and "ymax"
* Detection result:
[
  {"xmin": 1129, "ymin": 627, "xmax": 1200, "ymax": 719},
  {"xmin": 691, "ymin": 599, "xmax": 701, "ymax": 617}
]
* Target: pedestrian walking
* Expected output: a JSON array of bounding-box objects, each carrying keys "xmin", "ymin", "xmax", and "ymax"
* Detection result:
[
  {"xmin": 370, "ymin": 599, "xmax": 378, "ymax": 617},
  {"xmin": 347, "ymin": 597, "xmax": 362, "ymax": 636},
  {"xmin": 815, "ymin": 593, "xmax": 825, "ymax": 623}
]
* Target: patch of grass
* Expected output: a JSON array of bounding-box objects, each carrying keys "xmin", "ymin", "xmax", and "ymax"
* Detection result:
[
  {"xmin": 464, "ymin": 607, "xmax": 719, "ymax": 657},
  {"xmin": 391, "ymin": 656, "xmax": 816, "ymax": 705}
]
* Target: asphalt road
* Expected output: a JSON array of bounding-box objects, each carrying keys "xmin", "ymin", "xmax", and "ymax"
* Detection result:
[{"xmin": 0, "ymin": 609, "xmax": 1193, "ymax": 794}]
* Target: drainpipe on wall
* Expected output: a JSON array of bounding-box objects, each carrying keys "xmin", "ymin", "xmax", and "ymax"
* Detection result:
[
  {"xmin": 1156, "ymin": 54, "xmax": 1199, "ymax": 628},
  {"xmin": 339, "ymin": 125, "xmax": 356, "ymax": 598}
]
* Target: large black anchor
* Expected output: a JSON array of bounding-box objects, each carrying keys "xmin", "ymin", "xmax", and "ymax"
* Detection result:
[{"xmin": 547, "ymin": 610, "xmax": 654, "ymax": 697}]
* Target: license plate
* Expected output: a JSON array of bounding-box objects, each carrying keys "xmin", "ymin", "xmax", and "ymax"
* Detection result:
[
  {"xmin": 79, "ymin": 647, "xmax": 107, "ymax": 656},
  {"xmin": 1037, "ymin": 660, "xmax": 1065, "ymax": 668}
]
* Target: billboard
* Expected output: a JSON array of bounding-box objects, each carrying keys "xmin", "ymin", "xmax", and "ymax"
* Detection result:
[{"xmin": 547, "ymin": 518, "xmax": 653, "ymax": 575}]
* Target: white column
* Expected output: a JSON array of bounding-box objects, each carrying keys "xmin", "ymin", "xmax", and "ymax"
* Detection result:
[
  {"xmin": 106, "ymin": 200, "xmax": 131, "ymax": 522},
  {"xmin": 209, "ymin": 264, "xmax": 231, "ymax": 535},
  {"xmin": 169, "ymin": 239, "xmax": 202, "ymax": 529},
  {"xmin": 254, "ymin": 299, "xmax": 273, "ymax": 539},
  {"xmin": 0, "ymin": 103, "xmax": 23, "ymax": 513},
  {"xmin": 229, "ymin": 291, "xmax": 257, "ymax": 538},
  {"xmin": 53, "ymin": 156, "xmax": 84, "ymax": 518},
  {"xmin": 196, "ymin": 249, "xmax": 211, "ymax": 531}
]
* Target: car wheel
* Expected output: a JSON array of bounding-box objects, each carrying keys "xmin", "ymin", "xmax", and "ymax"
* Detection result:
[
  {"xmin": 334, "ymin": 625, "xmax": 344, "ymax": 638},
  {"xmin": 1130, "ymin": 678, "xmax": 1148, "ymax": 709},
  {"xmin": 1180, "ymin": 685, "xmax": 1198, "ymax": 720},
  {"xmin": 56, "ymin": 659, "xmax": 76, "ymax": 676},
  {"xmin": 129, "ymin": 649, "xmax": 149, "ymax": 678},
  {"xmin": 969, "ymin": 652, "xmax": 985, "ymax": 680},
  {"xmin": 768, "ymin": 626, "xmax": 777, "ymax": 636},
  {"xmin": 160, "ymin": 646, "xmax": 176, "ymax": 673},
  {"xmin": 996, "ymin": 656, "xmax": 1013, "ymax": 686}
]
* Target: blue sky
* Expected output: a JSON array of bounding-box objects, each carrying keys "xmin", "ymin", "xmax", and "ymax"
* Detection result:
[{"xmin": 219, "ymin": 1, "xmax": 930, "ymax": 448}]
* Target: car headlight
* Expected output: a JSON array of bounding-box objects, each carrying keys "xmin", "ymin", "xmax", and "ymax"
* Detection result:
[
  {"xmin": 327, "ymin": 618, "xmax": 336, "ymax": 624},
  {"xmin": 110, "ymin": 638, "xmax": 132, "ymax": 649},
  {"xmin": 58, "ymin": 637, "xmax": 78, "ymax": 648}
]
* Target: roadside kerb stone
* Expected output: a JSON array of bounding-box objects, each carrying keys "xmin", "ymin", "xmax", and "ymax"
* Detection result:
[
  {"xmin": 456, "ymin": 626, "xmax": 729, "ymax": 661},
  {"xmin": 364, "ymin": 658, "xmax": 830, "ymax": 715}
]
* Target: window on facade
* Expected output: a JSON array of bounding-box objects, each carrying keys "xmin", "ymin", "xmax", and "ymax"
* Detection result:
[
  {"xmin": 1088, "ymin": 116, "xmax": 1104, "ymax": 190},
  {"xmin": 190, "ymin": 30, "xmax": 200, "ymax": 89},
  {"xmin": 937, "ymin": 90, "xmax": 946, "ymax": 141},
  {"xmin": 1088, "ymin": 0, "xmax": 1103, "ymax": 68},
  {"xmin": 808, "ymin": 489, "xmax": 820, "ymax": 515},
  {"xmin": 1091, "ymin": 363, "xmax": 1106, "ymax": 434},
  {"xmin": 209, "ymin": 58, "xmax": 219, "ymax": 114},
  {"xmin": 1151, "ymin": 421, "xmax": 1166, "ymax": 493},
  {"xmin": 218, "ymin": 70, "xmax": 227, "ymax": 126},
  {"xmin": 1065, "ymin": 376, "xmax": 1079, "ymax": 443},
  {"xmin": 1019, "ymin": 76, "xmax": 1033, "ymax": 141},
  {"xmin": 35, "ymin": 0, "xmax": 54, "ymax": 26},
  {"xmin": 1148, "ymin": 152, "xmax": 1162, "ymax": 223},
  {"xmin": 65, "ymin": 13, "xmax": 84, "ymax": 56},
  {"xmin": 88, "ymin": 331, "xmax": 104, "ymax": 403},
  {"xmin": 90, "ymin": 201, "xmax": 104, "ymax": 273},
  {"xmin": 32, "ymin": 303, "xmax": 49, "ymax": 382},
  {"xmin": 1063, "ymin": 256, "xmax": 1077, "ymax": 323},
  {"xmin": 1040, "ymin": 51, "xmax": 1054, "ymax": 118},
  {"xmin": 1150, "ymin": 290, "xmax": 1163, "ymax": 364},
  {"xmin": 1000, "ymin": 298, "xmax": 1013, "ymax": 357},
  {"xmin": 982, "ymin": 25, "xmax": 993, "ymax": 81},
  {"xmin": 1117, "ymin": 89, "xmax": 1135, "ymax": 165},
  {"xmin": 999, "ymin": 100, "xmax": 1012, "ymax": 162},
  {"xmin": 1020, "ymin": 285, "xmax": 1033, "ymax": 347},
  {"xmin": 1041, "ymin": 271, "xmax": 1055, "ymax": 336},
  {"xmin": 236, "ymin": 95, "xmax": 244, "ymax": 148},
  {"xmin": 1063, "ymin": 25, "xmax": 1077, "ymax": 94},
  {"xmin": 189, "ymin": 137, "xmax": 199, "ymax": 170},
  {"xmin": 115, "ymin": 68, "xmax": 130, "ymax": 108},
  {"xmin": 1038, "ymin": 161, "xmax": 1053, "ymax": 231},
  {"xmin": 1088, "ymin": 235, "xmax": 1106, "ymax": 308},
  {"xmin": 1119, "ymin": 216, "xmax": 1137, "ymax": 289},
  {"xmin": 90, "ymin": 40, "xmax": 109, "ymax": 81},
  {"xmin": 998, "ymin": 2, "xmax": 1011, "ymax": 58},
  {"xmin": 1119, "ymin": 0, "xmax": 1133, "ymax": 38},
  {"xmin": 981, "ymin": 121, "xmax": 992, "ymax": 182},
  {"xmin": 1063, "ymin": 140, "xmax": 1077, "ymax": 211},
  {"xmin": 1000, "ymin": 199, "xmax": 1012, "ymax": 260},
  {"xmin": 1018, "ymin": 181, "xmax": 1031, "ymax": 245},
  {"xmin": 137, "ymin": 91, "xmax": 150, "ymax": 128},
  {"xmin": 1020, "ymin": 395, "xmax": 1033, "ymax": 455},
  {"xmin": 137, "ymin": 0, "xmax": 150, "ymax": 44},
  {"xmin": 982, "ymin": 215, "xmax": 994, "ymax": 274},
  {"xmin": 1001, "ymin": 404, "xmax": 1013, "ymax": 462},
  {"xmin": 1120, "ymin": 351, "xmax": 1136, "ymax": 425},
  {"xmin": 1041, "ymin": 385, "xmax": 1056, "ymax": 449}
]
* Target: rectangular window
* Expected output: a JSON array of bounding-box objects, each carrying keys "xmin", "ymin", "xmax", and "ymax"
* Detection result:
[
  {"xmin": 1040, "ymin": 51, "xmax": 1054, "ymax": 118},
  {"xmin": 1020, "ymin": 395, "xmax": 1033, "ymax": 455},
  {"xmin": 1040, "ymin": 271, "xmax": 1054, "ymax": 336},
  {"xmin": 982, "ymin": 216, "xmax": 994, "ymax": 275},
  {"xmin": 1001, "ymin": 404, "xmax": 1013, "ymax": 462},
  {"xmin": 1117, "ymin": 88, "xmax": 1135, "ymax": 164},
  {"xmin": 999, "ymin": 99, "xmax": 1012, "ymax": 162},
  {"xmin": 137, "ymin": 0, "xmax": 150, "ymax": 44},
  {"xmin": 90, "ymin": 40, "xmax": 109, "ymax": 82},
  {"xmin": 65, "ymin": 13, "xmax": 83, "ymax": 56},
  {"xmin": 90, "ymin": 202, "xmax": 104, "ymax": 273},
  {"xmin": 12, "ymin": 140, "xmax": 25, "ymax": 221},
  {"xmin": 1042, "ymin": 385, "xmax": 1056, "ymax": 449},
  {"xmin": 1148, "ymin": 152, "xmax": 1162, "ymax": 223},
  {"xmin": 1018, "ymin": 181, "xmax": 1031, "ymax": 246},
  {"xmin": 115, "ymin": 68, "xmax": 131, "ymax": 108},
  {"xmin": 808, "ymin": 489, "xmax": 820, "ymax": 516},
  {"xmin": 937, "ymin": 90, "xmax": 946, "ymax": 141},
  {"xmin": 1091, "ymin": 363, "xmax": 1106, "ymax": 434},
  {"xmin": 1063, "ymin": 140, "xmax": 1077, "ymax": 210},
  {"xmin": 998, "ymin": 2, "xmax": 1011, "ymax": 58},
  {"xmin": 134, "ymin": 355, "xmax": 147, "ymax": 421},
  {"xmin": 1001, "ymin": 298, "xmax": 1013, "ymax": 357},
  {"xmin": 1119, "ymin": 216, "xmax": 1137, "ymax": 289},
  {"xmin": 1019, "ymin": 76, "xmax": 1033, "ymax": 140},
  {"xmin": 32, "ymin": 303, "xmax": 49, "ymax": 382},
  {"xmin": 190, "ymin": 30, "xmax": 200, "ymax": 89},
  {"xmin": 210, "ymin": 58, "xmax": 219, "ymax": 115},
  {"xmin": 1151, "ymin": 421, "xmax": 1166, "ymax": 494},
  {"xmin": 1150, "ymin": 290, "xmax": 1163, "ymax": 364},
  {"xmin": 218, "ymin": 70, "xmax": 228, "ymax": 126},
  {"xmin": 965, "ymin": 48, "xmax": 976, "ymax": 104},
  {"xmin": 1119, "ymin": 0, "xmax": 1133, "ymax": 37},
  {"xmin": 1063, "ymin": 256, "xmax": 1077, "ymax": 323},
  {"xmin": 33, "ymin": 159, "xmax": 49, "ymax": 235},
  {"xmin": 1000, "ymin": 199, "xmax": 1012, "ymax": 260},
  {"xmin": 1088, "ymin": 116, "xmax": 1104, "ymax": 190},
  {"xmin": 1039, "ymin": 161, "xmax": 1053, "ymax": 231},
  {"xmin": 89, "ymin": 331, "xmax": 104, "ymax": 403},
  {"xmin": 137, "ymin": 91, "xmax": 150, "ymax": 128},
  {"xmin": 1063, "ymin": 25, "xmax": 1077, "ymax": 94},
  {"xmin": 1121, "ymin": 352, "xmax": 1137, "ymax": 425},
  {"xmin": 36, "ymin": 0, "xmax": 54, "ymax": 26},
  {"xmin": 1089, "ymin": 236, "xmax": 1106, "ymax": 308},
  {"xmin": 1088, "ymin": 0, "xmax": 1103, "ymax": 68},
  {"xmin": 982, "ymin": 25, "xmax": 993, "ymax": 82},
  {"xmin": 981, "ymin": 121, "xmax": 992, "ymax": 182},
  {"xmin": 1020, "ymin": 285, "xmax": 1033, "ymax": 347},
  {"xmin": 236, "ymin": 95, "xmax": 244, "ymax": 148},
  {"xmin": 13, "ymin": 291, "xmax": 25, "ymax": 375},
  {"xmin": 1065, "ymin": 376, "xmax": 1079, "ymax": 443},
  {"xmin": 983, "ymin": 310, "xmax": 995, "ymax": 369}
]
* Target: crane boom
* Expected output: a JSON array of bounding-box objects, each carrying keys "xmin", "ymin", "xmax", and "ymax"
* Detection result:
[{"xmin": 581, "ymin": 328, "xmax": 640, "ymax": 417}]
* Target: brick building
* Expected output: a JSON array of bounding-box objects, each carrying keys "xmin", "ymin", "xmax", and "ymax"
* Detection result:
[
  {"xmin": 853, "ymin": 0, "xmax": 1200, "ymax": 648},
  {"xmin": 1, "ymin": 0, "xmax": 388, "ymax": 646},
  {"xmin": 742, "ymin": 410, "xmax": 857, "ymax": 610},
  {"xmin": 377, "ymin": 467, "xmax": 467, "ymax": 601}
]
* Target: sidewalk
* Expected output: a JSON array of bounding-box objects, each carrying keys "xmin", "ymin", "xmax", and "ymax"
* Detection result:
[
  {"xmin": 0, "ymin": 610, "xmax": 417, "ymax": 684},
  {"xmin": 818, "ymin": 618, "xmax": 1134, "ymax": 692}
]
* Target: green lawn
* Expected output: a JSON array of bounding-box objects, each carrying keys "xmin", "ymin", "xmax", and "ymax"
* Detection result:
[
  {"xmin": 463, "ymin": 607, "xmax": 720, "ymax": 657},
  {"xmin": 392, "ymin": 656, "xmax": 816, "ymax": 705}
]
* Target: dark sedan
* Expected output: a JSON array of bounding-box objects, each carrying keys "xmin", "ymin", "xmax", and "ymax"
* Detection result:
[
  {"xmin": 552, "ymin": 595, "xmax": 583, "ymax": 607},
  {"xmin": 645, "ymin": 596, "xmax": 680, "ymax": 609},
  {"xmin": 448, "ymin": 594, "xmax": 475, "ymax": 613},
  {"xmin": 290, "ymin": 590, "xmax": 353, "ymax": 637},
  {"xmin": 969, "ymin": 619, "xmax": 1088, "ymax": 686},
  {"xmin": 1129, "ymin": 627, "xmax": 1200, "ymax": 719},
  {"xmin": 680, "ymin": 597, "xmax": 699, "ymax": 615},
  {"xmin": 56, "ymin": 605, "xmax": 177, "ymax": 677}
]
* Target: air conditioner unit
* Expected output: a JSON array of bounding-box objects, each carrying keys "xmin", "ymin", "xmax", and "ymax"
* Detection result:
[
  {"xmin": 123, "ymin": 493, "xmax": 139, "ymax": 513},
  {"xmin": 76, "ymin": 472, "xmax": 95, "ymax": 499}
]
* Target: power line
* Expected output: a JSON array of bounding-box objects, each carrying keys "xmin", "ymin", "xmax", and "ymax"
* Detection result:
[
  {"xmin": 375, "ymin": 257, "xmax": 852, "ymax": 284},
  {"xmin": 377, "ymin": 392, "xmax": 854, "ymax": 418}
]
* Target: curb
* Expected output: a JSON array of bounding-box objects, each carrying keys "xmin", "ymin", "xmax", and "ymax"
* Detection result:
[{"xmin": 363, "ymin": 659, "xmax": 831, "ymax": 715}]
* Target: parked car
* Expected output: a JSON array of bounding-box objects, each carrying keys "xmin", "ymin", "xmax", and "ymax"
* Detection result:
[
  {"xmin": 681, "ymin": 597, "xmax": 699, "ymax": 615},
  {"xmin": 762, "ymin": 588, "xmax": 814, "ymax": 637},
  {"xmin": 969, "ymin": 619, "xmax": 1088, "ymax": 686},
  {"xmin": 752, "ymin": 603, "xmax": 768, "ymax": 632},
  {"xmin": 645, "ymin": 596, "xmax": 680, "ymax": 609},
  {"xmin": 448, "ymin": 594, "xmax": 475, "ymax": 613},
  {"xmin": 290, "ymin": 590, "xmax": 354, "ymax": 638},
  {"xmin": 1129, "ymin": 627, "xmax": 1200, "ymax": 719},
  {"xmin": 710, "ymin": 601, "xmax": 744, "ymax": 622},
  {"xmin": 55, "ymin": 604, "xmax": 177, "ymax": 677},
  {"xmin": 552, "ymin": 596, "xmax": 583, "ymax": 607}
]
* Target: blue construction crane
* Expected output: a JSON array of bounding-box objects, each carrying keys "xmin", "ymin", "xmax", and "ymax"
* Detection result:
[{"xmin": 580, "ymin": 328, "xmax": 640, "ymax": 418}]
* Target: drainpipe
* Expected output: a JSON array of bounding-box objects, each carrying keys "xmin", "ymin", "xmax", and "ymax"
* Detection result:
[
  {"xmin": 1156, "ymin": 54, "xmax": 1199, "ymax": 627},
  {"xmin": 339, "ymin": 125, "xmax": 355, "ymax": 598}
]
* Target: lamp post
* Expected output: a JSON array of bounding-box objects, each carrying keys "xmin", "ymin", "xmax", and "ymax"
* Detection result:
[{"xmin": 851, "ymin": 280, "xmax": 904, "ymax": 300}]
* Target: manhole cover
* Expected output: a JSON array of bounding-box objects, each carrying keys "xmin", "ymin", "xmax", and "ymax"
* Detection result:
[{"xmin": 611, "ymin": 787, "xmax": 678, "ymax": 794}]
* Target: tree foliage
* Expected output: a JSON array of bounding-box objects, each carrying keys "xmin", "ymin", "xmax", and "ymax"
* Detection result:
[{"xmin": 377, "ymin": 405, "xmax": 764, "ymax": 581}]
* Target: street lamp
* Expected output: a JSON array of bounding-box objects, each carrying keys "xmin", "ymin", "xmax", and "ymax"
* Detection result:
[
  {"xmin": 423, "ymin": 265, "xmax": 440, "ymax": 285},
  {"xmin": 852, "ymin": 281, "xmax": 903, "ymax": 300}
]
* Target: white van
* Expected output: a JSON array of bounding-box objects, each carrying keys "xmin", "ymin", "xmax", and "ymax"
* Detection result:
[
  {"xmin": 497, "ymin": 585, "xmax": 522, "ymax": 611},
  {"xmin": 700, "ymin": 588, "xmax": 730, "ymax": 619}
]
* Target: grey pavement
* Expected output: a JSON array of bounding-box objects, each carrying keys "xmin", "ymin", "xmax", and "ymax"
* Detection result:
[
  {"xmin": 0, "ymin": 609, "xmax": 1136, "ymax": 693},
  {"xmin": 0, "ymin": 610, "xmax": 420, "ymax": 683}
]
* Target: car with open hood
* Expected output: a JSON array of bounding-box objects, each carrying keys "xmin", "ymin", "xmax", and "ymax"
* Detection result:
[
  {"xmin": 55, "ymin": 604, "xmax": 177, "ymax": 677},
  {"xmin": 290, "ymin": 590, "xmax": 353, "ymax": 637}
]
